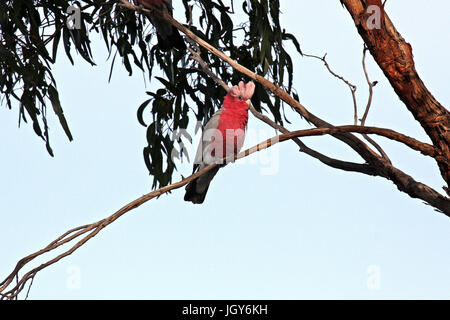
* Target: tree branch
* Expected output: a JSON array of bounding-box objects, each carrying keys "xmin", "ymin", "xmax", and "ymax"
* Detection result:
[
  {"xmin": 120, "ymin": 0, "xmax": 449, "ymax": 208},
  {"xmin": 189, "ymin": 45, "xmax": 376, "ymax": 175},
  {"xmin": 303, "ymin": 52, "xmax": 359, "ymax": 125},
  {"xmin": 2, "ymin": 123, "xmax": 448, "ymax": 299},
  {"xmin": 119, "ymin": 0, "xmax": 385, "ymax": 168},
  {"xmin": 340, "ymin": 0, "xmax": 450, "ymax": 192},
  {"xmin": 358, "ymin": 45, "xmax": 392, "ymax": 163},
  {"xmin": 303, "ymin": 50, "xmax": 390, "ymax": 163},
  {"xmin": 360, "ymin": 45, "xmax": 377, "ymax": 126}
]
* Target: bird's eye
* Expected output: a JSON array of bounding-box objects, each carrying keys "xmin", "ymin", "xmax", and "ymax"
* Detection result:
[{"xmin": 238, "ymin": 96, "xmax": 243, "ymax": 100}]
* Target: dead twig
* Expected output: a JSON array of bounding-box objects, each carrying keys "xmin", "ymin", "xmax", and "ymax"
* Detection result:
[
  {"xmin": 359, "ymin": 45, "xmax": 391, "ymax": 163},
  {"xmin": 303, "ymin": 52, "xmax": 358, "ymax": 125},
  {"xmin": 360, "ymin": 45, "xmax": 378, "ymax": 126}
]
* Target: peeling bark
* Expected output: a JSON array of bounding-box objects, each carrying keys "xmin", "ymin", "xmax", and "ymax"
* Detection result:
[{"xmin": 340, "ymin": 0, "xmax": 450, "ymax": 193}]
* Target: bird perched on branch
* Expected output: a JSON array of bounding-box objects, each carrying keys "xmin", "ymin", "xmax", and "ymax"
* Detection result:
[
  {"xmin": 134, "ymin": 0, "xmax": 186, "ymax": 51},
  {"xmin": 184, "ymin": 81, "xmax": 256, "ymax": 204}
]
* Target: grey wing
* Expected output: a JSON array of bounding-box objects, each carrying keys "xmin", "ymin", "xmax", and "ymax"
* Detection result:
[{"xmin": 193, "ymin": 109, "xmax": 222, "ymax": 168}]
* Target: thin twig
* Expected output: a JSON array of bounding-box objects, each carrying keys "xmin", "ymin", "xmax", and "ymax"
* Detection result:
[
  {"xmin": 360, "ymin": 45, "xmax": 377, "ymax": 126},
  {"xmin": 359, "ymin": 45, "xmax": 391, "ymax": 162},
  {"xmin": 303, "ymin": 50, "xmax": 389, "ymax": 162},
  {"xmin": 24, "ymin": 275, "xmax": 34, "ymax": 300},
  {"xmin": 188, "ymin": 47, "xmax": 228, "ymax": 91},
  {"xmin": 303, "ymin": 52, "xmax": 358, "ymax": 125},
  {"xmin": 303, "ymin": 53, "xmax": 357, "ymax": 90}
]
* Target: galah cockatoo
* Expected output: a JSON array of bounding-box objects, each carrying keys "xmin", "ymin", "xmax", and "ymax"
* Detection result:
[
  {"xmin": 134, "ymin": 0, "xmax": 186, "ymax": 51},
  {"xmin": 184, "ymin": 81, "xmax": 256, "ymax": 204}
]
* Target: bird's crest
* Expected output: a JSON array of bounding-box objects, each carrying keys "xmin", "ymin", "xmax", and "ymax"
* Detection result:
[{"xmin": 229, "ymin": 81, "xmax": 255, "ymax": 100}]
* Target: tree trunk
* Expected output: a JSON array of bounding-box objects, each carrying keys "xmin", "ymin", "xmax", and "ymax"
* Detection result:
[{"xmin": 340, "ymin": 0, "xmax": 450, "ymax": 194}]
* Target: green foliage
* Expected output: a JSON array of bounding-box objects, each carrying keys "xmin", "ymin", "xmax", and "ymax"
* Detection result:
[{"xmin": 0, "ymin": 0, "xmax": 302, "ymax": 188}]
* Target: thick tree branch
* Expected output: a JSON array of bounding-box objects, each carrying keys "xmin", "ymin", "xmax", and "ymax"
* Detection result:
[
  {"xmin": 249, "ymin": 110, "xmax": 377, "ymax": 175},
  {"xmin": 340, "ymin": 0, "xmax": 450, "ymax": 192},
  {"xmin": 283, "ymin": 126, "xmax": 439, "ymax": 159}
]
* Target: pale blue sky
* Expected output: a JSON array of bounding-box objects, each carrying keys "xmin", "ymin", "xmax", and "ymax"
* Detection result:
[{"xmin": 1, "ymin": 1, "xmax": 449, "ymax": 299}]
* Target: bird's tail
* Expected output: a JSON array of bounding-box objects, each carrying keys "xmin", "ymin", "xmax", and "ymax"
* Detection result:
[{"xmin": 184, "ymin": 167, "xmax": 219, "ymax": 204}]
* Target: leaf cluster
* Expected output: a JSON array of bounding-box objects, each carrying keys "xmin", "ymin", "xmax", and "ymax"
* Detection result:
[{"xmin": 0, "ymin": 0, "xmax": 302, "ymax": 188}]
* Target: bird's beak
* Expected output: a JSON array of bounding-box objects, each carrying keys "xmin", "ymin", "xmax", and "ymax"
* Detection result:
[{"xmin": 246, "ymin": 99, "xmax": 251, "ymax": 106}]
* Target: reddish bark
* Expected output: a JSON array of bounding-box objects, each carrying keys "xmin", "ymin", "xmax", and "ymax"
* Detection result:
[{"xmin": 340, "ymin": 0, "xmax": 450, "ymax": 193}]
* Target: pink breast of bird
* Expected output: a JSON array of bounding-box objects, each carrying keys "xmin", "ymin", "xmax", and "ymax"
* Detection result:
[{"xmin": 213, "ymin": 94, "xmax": 249, "ymax": 158}]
